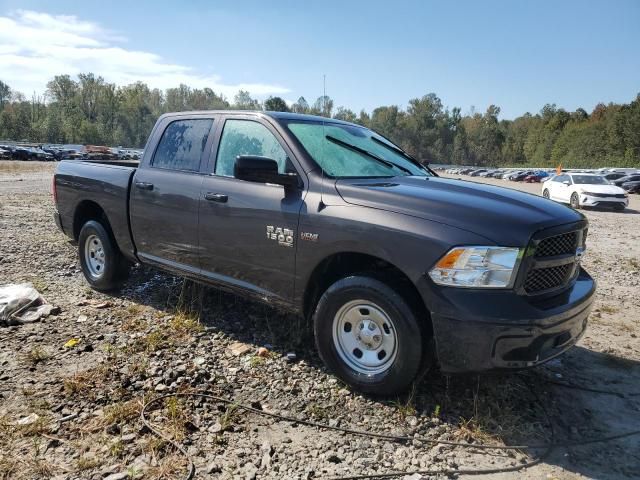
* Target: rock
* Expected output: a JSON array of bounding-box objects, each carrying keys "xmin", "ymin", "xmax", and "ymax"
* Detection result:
[
  {"xmin": 228, "ymin": 342, "xmax": 252, "ymax": 356},
  {"xmin": 77, "ymin": 314, "xmax": 88, "ymax": 323},
  {"xmin": 285, "ymin": 352, "xmax": 297, "ymax": 362},
  {"xmin": 154, "ymin": 383, "xmax": 167, "ymax": 392},
  {"xmin": 121, "ymin": 433, "xmax": 137, "ymax": 443},
  {"xmin": 104, "ymin": 473, "xmax": 129, "ymax": 480},
  {"xmin": 16, "ymin": 413, "xmax": 40, "ymax": 426},
  {"xmin": 257, "ymin": 347, "xmax": 269, "ymax": 357}
]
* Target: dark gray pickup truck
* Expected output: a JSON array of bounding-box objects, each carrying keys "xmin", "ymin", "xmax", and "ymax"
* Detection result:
[{"xmin": 53, "ymin": 111, "xmax": 595, "ymax": 394}]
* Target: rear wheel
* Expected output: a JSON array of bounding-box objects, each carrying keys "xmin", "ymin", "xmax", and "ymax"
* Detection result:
[
  {"xmin": 313, "ymin": 276, "xmax": 424, "ymax": 395},
  {"xmin": 78, "ymin": 220, "xmax": 129, "ymax": 291},
  {"xmin": 570, "ymin": 192, "xmax": 580, "ymax": 209},
  {"xmin": 614, "ymin": 204, "xmax": 626, "ymax": 211},
  {"xmin": 542, "ymin": 189, "xmax": 550, "ymax": 199}
]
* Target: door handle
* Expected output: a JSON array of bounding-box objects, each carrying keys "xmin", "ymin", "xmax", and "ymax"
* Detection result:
[
  {"xmin": 204, "ymin": 192, "xmax": 228, "ymax": 203},
  {"xmin": 135, "ymin": 181, "xmax": 154, "ymax": 191}
]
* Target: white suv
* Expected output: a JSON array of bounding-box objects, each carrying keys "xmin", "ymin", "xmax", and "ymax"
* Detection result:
[{"xmin": 542, "ymin": 173, "xmax": 628, "ymax": 211}]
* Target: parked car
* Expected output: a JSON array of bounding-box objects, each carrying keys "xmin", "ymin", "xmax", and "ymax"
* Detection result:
[
  {"xmin": 509, "ymin": 171, "xmax": 535, "ymax": 181},
  {"xmin": 542, "ymin": 173, "xmax": 628, "ymax": 210},
  {"xmin": 469, "ymin": 169, "xmax": 487, "ymax": 177},
  {"xmin": 612, "ymin": 174, "xmax": 640, "ymax": 187},
  {"xmin": 603, "ymin": 172, "xmax": 628, "ymax": 182},
  {"xmin": 52, "ymin": 110, "xmax": 595, "ymax": 395},
  {"xmin": 0, "ymin": 147, "xmax": 11, "ymax": 159}
]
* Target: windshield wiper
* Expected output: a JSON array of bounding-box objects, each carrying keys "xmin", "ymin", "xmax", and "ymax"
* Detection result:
[
  {"xmin": 325, "ymin": 135, "xmax": 413, "ymax": 175},
  {"xmin": 370, "ymin": 136, "xmax": 435, "ymax": 175}
]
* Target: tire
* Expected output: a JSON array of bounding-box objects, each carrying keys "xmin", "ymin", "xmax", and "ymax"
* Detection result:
[
  {"xmin": 542, "ymin": 189, "xmax": 550, "ymax": 199},
  {"xmin": 570, "ymin": 192, "xmax": 580, "ymax": 209},
  {"xmin": 614, "ymin": 204, "xmax": 625, "ymax": 211},
  {"xmin": 78, "ymin": 220, "xmax": 129, "ymax": 291},
  {"xmin": 313, "ymin": 276, "xmax": 423, "ymax": 395}
]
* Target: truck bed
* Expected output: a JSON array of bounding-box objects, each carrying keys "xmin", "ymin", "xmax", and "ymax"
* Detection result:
[{"xmin": 54, "ymin": 160, "xmax": 138, "ymax": 259}]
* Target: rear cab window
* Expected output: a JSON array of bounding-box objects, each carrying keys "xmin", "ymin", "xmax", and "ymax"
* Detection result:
[{"xmin": 152, "ymin": 119, "xmax": 214, "ymax": 172}]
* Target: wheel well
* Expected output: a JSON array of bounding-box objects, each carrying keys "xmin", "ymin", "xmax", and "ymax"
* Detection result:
[
  {"xmin": 73, "ymin": 201, "xmax": 112, "ymax": 241},
  {"xmin": 302, "ymin": 252, "xmax": 432, "ymax": 335}
]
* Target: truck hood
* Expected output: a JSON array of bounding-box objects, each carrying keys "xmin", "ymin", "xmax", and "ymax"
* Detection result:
[{"xmin": 335, "ymin": 176, "xmax": 583, "ymax": 246}]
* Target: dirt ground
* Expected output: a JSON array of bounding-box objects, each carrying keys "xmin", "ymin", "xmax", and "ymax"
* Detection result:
[{"xmin": 0, "ymin": 160, "xmax": 638, "ymax": 480}]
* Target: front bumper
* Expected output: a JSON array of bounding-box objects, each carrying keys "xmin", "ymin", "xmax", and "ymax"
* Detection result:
[
  {"xmin": 581, "ymin": 194, "xmax": 628, "ymax": 208},
  {"xmin": 424, "ymin": 268, "xmax": 595, "ymax": 373}
]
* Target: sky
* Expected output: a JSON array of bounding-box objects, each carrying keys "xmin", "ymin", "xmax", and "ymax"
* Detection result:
[{"xmin": 0, "ymin": 0, "xmax": 638, "ymax": 119}]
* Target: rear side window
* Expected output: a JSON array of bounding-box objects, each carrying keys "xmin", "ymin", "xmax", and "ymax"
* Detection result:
[{"xmin": 152, "ymin": 119, "xmax": 213, "ymax": 171}]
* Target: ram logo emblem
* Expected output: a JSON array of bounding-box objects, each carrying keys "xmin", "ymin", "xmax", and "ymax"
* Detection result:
[{"xmin": 266, "ymin": 226, "xmax": 294, "ymax": 247}]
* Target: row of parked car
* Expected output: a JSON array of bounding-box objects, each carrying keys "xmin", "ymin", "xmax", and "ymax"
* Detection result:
[
  {"xmin": 0, "ymin": 143, "xmax": 143, "ymax": 162},
  {"xmin": 445, "ymin": 166, "xmax": 640, "ymax": 194}
]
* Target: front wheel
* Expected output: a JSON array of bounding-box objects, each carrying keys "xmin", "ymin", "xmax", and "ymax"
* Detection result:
[
  {"xmin": 543, "ymin": 189, "xmax": 550, "ymax": 199},
  {"xmin": 570, "ymin": 192, "xmax": 581, "ymax": 209},
  {"xmin": 78, "ymin": 220, "xmax": 129, "ymax": 291},
  {"xmin": 313, "ymin": 276, "xmax": 424, "ymax": 395}
]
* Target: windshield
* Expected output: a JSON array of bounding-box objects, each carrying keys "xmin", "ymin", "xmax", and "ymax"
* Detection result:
[
  {"xmin": 285, "ymin": 121, "xmax": 431, "ymax": 178},
  {"xmin": 572, "ymin": 175, "xmax": 608, "ymax": 185}
]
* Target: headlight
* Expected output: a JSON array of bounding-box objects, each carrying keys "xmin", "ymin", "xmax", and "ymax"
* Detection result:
[
  {"xmin": 581, "ymin": 191, "xmax": 597, "ymax": 196},
  {"xmin": 429, "ymin": 246, "xmax": 521, "ymax": 288}
]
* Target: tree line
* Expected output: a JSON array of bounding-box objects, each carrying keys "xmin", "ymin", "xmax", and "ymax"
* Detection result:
[{"xmin": 0, "ymin": 74, "xmax": 638, "ymax": 168}]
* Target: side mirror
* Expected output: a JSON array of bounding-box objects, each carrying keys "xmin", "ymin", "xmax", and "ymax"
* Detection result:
[
  {"xmin": 234, "ymin": 155, "xmax": 299, "ymax": 188},
  {"xmin": 563, "ymin": 180, "xmax": 570, "ymax": 185}
]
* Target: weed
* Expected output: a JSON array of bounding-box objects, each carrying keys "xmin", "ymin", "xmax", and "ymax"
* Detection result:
[
  {"xmin": 76, "ymin": 455, "xmax": 102, "ymax": 471},
  {"xmin": 109, "ymin": 439, "xmax": 125, "ymax": 458},
  {"xmin": 433, "ymin": 404, "xmax": 441, "ymax": 418},
  {"xmin": 104, "ymin": 400, "xmax": 141, "ymax": 425},
  {"xmin": 249, "ymin": 356, "xmax": 265, "ymax": 368},
  {"xmin": 392, "ymin": 384, "xmax": 417, "ymax": 418},
  {"xmin": 169, "ymin": 311, "xmax": 204, "ymax": 337},
  {"xmin": 219, "ymin": 404, "xmax": 240, "ymax": 432},
  {"xmin": 599, "ymin": 304, "xmax": 619, "ymax": 315},
  {"xmin": 306, "ymin": 403, "xmax": 329, "ymax": 420},
  {"xmin": 25, "ymin": 346, "xmax": 50, "ymax": 365},
  {"xmin": 628, "ymin": 257, "xmax": 640, "ymax": 270}
]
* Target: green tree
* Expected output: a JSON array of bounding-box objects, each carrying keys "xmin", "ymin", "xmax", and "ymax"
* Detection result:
[{"xmin": 264, "ymin": 96, "xmax": 290, "ymax": 112}]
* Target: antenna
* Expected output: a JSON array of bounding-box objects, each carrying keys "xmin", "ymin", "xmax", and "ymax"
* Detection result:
[{"xmin": 319, "ymin": 74, "xmax": 327, "ymax": 211}]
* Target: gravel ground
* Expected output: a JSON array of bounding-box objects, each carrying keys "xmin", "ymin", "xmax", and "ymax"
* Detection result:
[{"xmin": 0, "ymin": 161, "xmax": 639, "ymax": 480}]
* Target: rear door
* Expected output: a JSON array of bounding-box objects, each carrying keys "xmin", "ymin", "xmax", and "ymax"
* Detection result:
[
  {"xmin": 130, "ymin": 116, "xmax": 216, "ymax": 272},
  {"xmin": 198, "ymin": 115, "xmax": 305, "ymax": 301}
]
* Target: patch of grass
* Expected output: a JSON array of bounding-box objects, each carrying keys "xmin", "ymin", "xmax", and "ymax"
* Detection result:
[
  {"xmin": 169, "ymin": 311, "xmax": 204, "ymax": 337},
  {"xmin": 146, "ymin": 455, "xmax": 188, "ymax": 480},
  {"xmin": 76, "ymin": 455, "xmax": 102, "ymax": 471},
  {"xmin": 433, "ymin": 404, "xmax": 441, "ymax": 418},
  {"xmin": 0, "ymin": 160, "xmax": 55, "ymax": 174},
  {"xmin": 63, "ymin": 365, "xmax": 111, "ymax": 399},
  {"xmin": 17, "ymin": 414, "xmax": 51, "ymax": 437},
  {"xmin": 164, "ymin": 397, "xmax": 189, "ymax": 441},
  {"xmin": 249, "ymin": 356, "xmax": 265, "ymax": 368},
  {"xmin": 126, "ymin": 303, "xmax": 145, "ymax": 316},
  {"xmin": 306, "ymin": 403, "xmax": 330, "ymax": 420},
  {"xmin": 628, "ymin": 257, "xmax": 640, "ymax": 270},
  {"xmin": 103, "ymin": 399, "xmax": 142, "ymax": 425},
  {"xmin": 392, "ymin": 384, "xmax": 417, "ymax": 418},
  {"xmin": 219, "ymin": 404, "xmax": 240, "ymax": 432},
  {"xmin": 121, "ymin": 316, "xmax": 148, "ymax": 333},
  {"xmin": 24, "ymin": 346, "xmax": 50, "ymax": 365},
  {"xmin": 599, "ymin": 304, "xmax": 619, "ymax": 315},
  {"xmin": 109, "ymin": 439, "xmax": 125, "ymax": 458},
  {"xmin": 454, "ymin": 417, "xmax": 500, "ymax": 445}
]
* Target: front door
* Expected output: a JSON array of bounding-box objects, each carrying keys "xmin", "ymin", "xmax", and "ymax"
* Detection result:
[
  {"xmin": 130, "ymin": 117, "xmax": 215, "ymax": 272},
  {"xmin": 198, "ymin": 117, "xmax": 305, "ymax": 301}
]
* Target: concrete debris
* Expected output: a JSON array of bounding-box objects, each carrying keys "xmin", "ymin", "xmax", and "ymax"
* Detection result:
[{"xmin": 228, "ymin": 341, "xmax": 252, "ymax": 356}]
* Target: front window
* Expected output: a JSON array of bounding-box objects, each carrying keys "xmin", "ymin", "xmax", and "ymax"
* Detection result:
[
  {"xmin": 285, "ymin": 121, "xmax": 430, "ymax": 178},
  {"xmin": 571, "ymin": 175, "xmax": 608, "ymax": 185}
]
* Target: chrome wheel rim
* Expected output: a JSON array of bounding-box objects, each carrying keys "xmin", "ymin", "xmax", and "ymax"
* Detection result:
[
  {"xmin": 84, "ymin": 234, "xmax": 106, "ymax": 278},
  {"xmin": 332, "ymin": 300, "xmax": 397, "ymax": 375}
]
